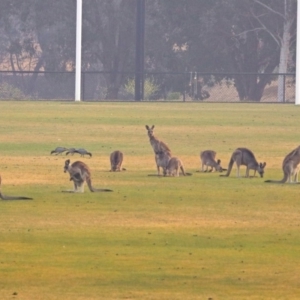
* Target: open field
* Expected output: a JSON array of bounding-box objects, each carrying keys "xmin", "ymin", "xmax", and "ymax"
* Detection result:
[{"xmin": 0, "ymin": 101, "xmax": 300, "ymax": 300}]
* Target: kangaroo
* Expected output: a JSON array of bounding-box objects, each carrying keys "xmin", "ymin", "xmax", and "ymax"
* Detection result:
[
  {"xmin": 63, "ymin": 159, "xmax": 112, "ymax": 193},
  {"xmin": 146, "ymin": 125, "xmax": 172, "ymax": 175},
  {"xmin": 0, "ymin": 175, "xmax": 33, "ymax": 200},
  {"xmin": 145, "ymin": 125, "xmax": 172, "ymax": 155},
  {"xmin": 200, "ymin": 150, "xmax": 225, "ymax": 172},
  {"xmin": 265, "ymin": 146, "xmax": 300, "ymax": 184},
  {"xmin": 51, "ymin": 146, "xmax": 68, "ymax": 155},
  {"xmin": 110, "ymin": 150, "xmax": 126, "ymax": 171},
  {"xmin": 221, "ymin": 148, "xmax": 266, "ymax": 178},
  {"xmin": 66, "ymin": 148, "xmax": 92, "ymax": 157},
  {"xmin": 155, "ymin": 151, "xmax": 172, "ymax": 176},
  {"xmin": 166, "ymin": 157, "xmax": 186, "ymax": 177}
]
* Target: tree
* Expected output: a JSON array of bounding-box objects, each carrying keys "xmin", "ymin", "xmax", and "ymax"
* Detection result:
[
  {"xmin": 0, "ymin": 0, "xmax": 76, "ymax": 97},
  {"xmin": 140, "ymin": 0, "xmax": 217, "ymax": 97},
  {"xmin": 34, "ymin": 0, "xmax": 76, "ymax": 72},
  {"xmin": 0, "ymin": 0, "xmax": 296, "ymax": 101},
  {"xmin": 253, "ymin": 0, "xmax": 296, "ymax": 102},
  {"xmin": 198, "ymin": 0, "xmax": 283, "ymax": 101},
  {"xmin": 83, "ymin": 0, "xmax": 136, "ymax": 99},
  {"xmin": 0, "ymin": 0, "xmax": 38, "ymax": 72},
  {"xmin": 152, "ymin": 0, "xmax": 296, "ymax": 102}
]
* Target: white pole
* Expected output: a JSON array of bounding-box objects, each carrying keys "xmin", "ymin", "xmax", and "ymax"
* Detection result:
[
  {"xmin": 296, "ymin": 0, "xmax": 300, "ymax": 104},
  {"xmin": 75, "ymin": 0, "xmax": 82, "ymax": 101}
]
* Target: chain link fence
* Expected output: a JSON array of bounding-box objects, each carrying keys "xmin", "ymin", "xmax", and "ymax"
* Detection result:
[{"xmin": 0, "ymin": 70, "xmax": 295, "ymax": 102}]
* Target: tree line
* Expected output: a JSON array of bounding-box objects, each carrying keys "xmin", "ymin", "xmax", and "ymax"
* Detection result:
[{"xmin": 0, "ymin": 0, "xmax": 296, "ymax": 101}]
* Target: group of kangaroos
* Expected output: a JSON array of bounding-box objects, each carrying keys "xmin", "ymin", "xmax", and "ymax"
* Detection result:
[
  {"xmin": 145, "ymin": 125, "xmax": 300, "ymax": 185},
  {"xmin": 1, "ymin": 125, "xmax": 300, "ymax": 200}
]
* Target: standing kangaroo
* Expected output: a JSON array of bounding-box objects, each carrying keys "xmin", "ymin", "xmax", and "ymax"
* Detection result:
[
  {"xmin": 145, "ymin": 125, "xmax": 172, "ymax": 175},
  {"xmin": 63, "ymin": 159, "xmax": 112, "ymax": 193},
  {"xmin": 265, "ymin": 145, "xmax": 300, "ymax": 184},
  {"xmin": 0, "ymin": 175, "xmax": 32, "ymax": 200},
  {"xmin": 145, "ymin": 125, "xmax": 172, "ymax": 155},
  {"xmin": 166, "ymin": 157, "xmax": 186, "ymax": 177},
  {"xmin": 221, "ymin": 148, "xmax": 266, "ymax": 178},
  {"xmin": 110, "ymin": 150, "xmax": 125, "ymax": 171},
  {"xmin": 200, "ymin": 150, "xmax": 225, "ymax": 172}
]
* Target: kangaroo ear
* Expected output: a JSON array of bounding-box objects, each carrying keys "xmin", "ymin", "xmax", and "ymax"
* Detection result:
[
  {"xmin": 145, "ymin": 125, "xmax": 149, "ymax": 130},
  {"xmin": 217, "ymin": 159, "xmax": 221, "ymax": 164},
  {"xmin": 151, "ymin": 125, "xmax": 155, "ymax": 129},
  {"xmin": 260, "ymin": 162, "xmax": 266, "ymax": 168},
  {"xmin": 65, "ymin": 159, "xmax": 70, "ymax": 164}
]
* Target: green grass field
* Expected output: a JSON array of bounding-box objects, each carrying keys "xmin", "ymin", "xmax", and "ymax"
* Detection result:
[{"xmin": 0, "ymin": 101, "xmax": 300, "ymax": 300}]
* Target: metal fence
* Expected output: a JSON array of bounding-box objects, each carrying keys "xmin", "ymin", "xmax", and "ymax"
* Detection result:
[{"xmin": 0, "ymin": 70, "xmax": 295, "ymax": 102}]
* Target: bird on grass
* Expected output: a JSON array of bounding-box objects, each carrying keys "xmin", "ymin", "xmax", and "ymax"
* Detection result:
[
  {"xmin": 50, "ymin": 147, "xmax": 68, "ymax": 155},
  {"xmin": 66, "ymin": 148, "xmax": 92, "ymax": 157}
]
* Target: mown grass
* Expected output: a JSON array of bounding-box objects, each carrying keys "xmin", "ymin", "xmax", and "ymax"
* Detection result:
[{"xmin": 0, "ymin": 101, "xmax": 300, "ymax": 300}]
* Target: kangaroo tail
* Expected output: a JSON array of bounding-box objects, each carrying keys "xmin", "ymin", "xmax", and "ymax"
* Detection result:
[
  {"xmin": 0, "ymin": 192, "xmax": 32, "ymax": 200},
  {"xmin": 220, "ymin": 158, "xmax": 234, "ymax": 177},
  {"xmin": 87, "ymin": 178, "xmax": 113, "ymax": 192},
  {"xmin": 93, "ymin": 188, "xmax": 113, "ymax": 192},
  {"xmin": 0, "ymin": 175, "xmax": 33, "ymax": 200},
  {"xmin": 265, "ymin": 171, "xmax": 288, "ymax": 183},
  {"xmin": 265, "ymin": 179, "xmax": 286, "ymax": 184},
  {"xmin": 87, "ymin": 178, "xmax": 96, "ymax": 192},
  {"xmin": 180, "ymin": 166, "xmax": 186, "ymax": 176}
]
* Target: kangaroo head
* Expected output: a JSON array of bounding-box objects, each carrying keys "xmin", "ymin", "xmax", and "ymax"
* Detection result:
[
  {"xmin": 64, "ymin": 159, "xmax": 71, "ymax": 173},
  {"xmin": 258, "ymin": 162, "xmax": 266, "ymax": 178},
  {"xmin": 145, "ymin": 125, "xmax": 155, "ymax": 138},
  {"xmin": 111, "ymin": 165, "xmax": 118, "ymax": 171}
]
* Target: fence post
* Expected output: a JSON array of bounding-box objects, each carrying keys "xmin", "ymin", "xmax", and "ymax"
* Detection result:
[
  {"xmin": 283, "ymin": 74, "xmax": 286, "ymax": 103},
  {"xmin": 194, "ymin": 72, "xmax": 198, "ymax": 99},
  {"xmin": 82, "ymin": 72, "xmax": 85, "ymax": 101},
  {"xmin": 75, "ymin": 0, "xmax": 82, "ymax": 102}
]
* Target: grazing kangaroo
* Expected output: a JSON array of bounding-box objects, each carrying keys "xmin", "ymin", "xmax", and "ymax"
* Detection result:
[
  {"xmin": 63, "ymin": 159, "xmax": 112, "ymax": 193},
  {"xmin": 145, "ymin": 125, "xmax": 172, "ymax": 155},
  {"xmin": 265, "ymin": 145, "xmax": 300, "ymax": 184},
  {"xmin": 51, "ymin": 147, "xmax": 68, "ymax": 155},
  {"xmin": 0, "ymin": 175, "xmax": 33, "ymax": 200},
  {"xmin": 110, "ymin": 150, "xmax": 126, "ymax": 171},
  {"xmin": 221, "ymin": 148, "xmax": 266, "ymax": 178},
  {"xmin": 200, "ymin": 150, "xmax": 225, "ymax": 172},
  {"xmin": 166, "ymin": 157, "xmax": 186, "ymax": 177},
  {"xmin": 66, "ymin": 148, "xmax": 92, "ymax": 157}
]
